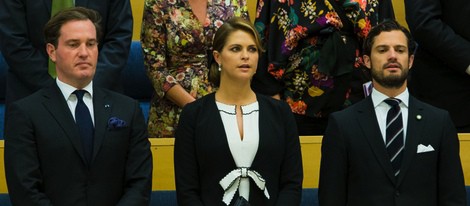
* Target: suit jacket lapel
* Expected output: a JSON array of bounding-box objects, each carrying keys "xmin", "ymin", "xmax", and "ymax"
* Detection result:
[
  {"xmin": 357, "ymin": 97, "xmax": 397, "ymax": 183},
  {"xmin": 251, "ymin": 95, "xmax": 266, "ymax": 169},
  {"xmin": 205, "ymin": 93, "xmax": 236, "ymax": 166},
  {"xmin": 396, "ymin": 96, "xmax": 425, "ymax": 185},
  {"xmin": 42, "ymin": 85, "xmax": 88, "ymax": 164},
  {"xmin": 90, "ymin": 88, "xmax": 112, "ymax": 164}
]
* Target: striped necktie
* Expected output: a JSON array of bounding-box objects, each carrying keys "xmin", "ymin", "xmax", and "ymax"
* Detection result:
[{"xmin": 384, "ymin": 98, "xmax": 404, "ymax": 177}]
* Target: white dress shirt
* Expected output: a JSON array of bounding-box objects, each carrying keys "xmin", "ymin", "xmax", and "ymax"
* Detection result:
[{"xmin": 56, "ymin": 79, "xmax": 95, "ymax": 125}]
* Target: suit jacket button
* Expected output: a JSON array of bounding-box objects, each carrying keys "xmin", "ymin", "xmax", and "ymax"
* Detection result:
[{"xmin": 395, "ymin": 191, "xmax": 400, "ymax": 197}]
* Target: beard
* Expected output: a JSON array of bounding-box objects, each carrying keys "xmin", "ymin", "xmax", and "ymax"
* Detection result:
[{"xmin": 371, "ymin": 63, "xmax": 409, "ymax": 89}]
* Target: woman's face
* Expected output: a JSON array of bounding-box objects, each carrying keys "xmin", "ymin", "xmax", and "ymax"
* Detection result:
[{"xmin": 214, "ymin": 30, "xmax": 259, "ymax": 84}]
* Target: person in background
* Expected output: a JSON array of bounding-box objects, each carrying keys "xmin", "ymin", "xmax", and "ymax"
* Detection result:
[
  {"xmin": 4, "ymin": 7, "xmax": 152, "ymax": 205},
  {"xmin": 405, "ymin": 0, "xmax": 470, "ymax": 132},
  {"xmin": 174, "ymin": 17, "xmax": 303, "ymax": 205},
  {"xmin": 318, "ymin": 20, "xmax": 466, "ymax": 205},
  {"xmin": 140, "ymin": 0, "xmax": 249, "ymax": 138},
  {"xmin": 0, "ymin": 0, "xmax": 132, "ymax": 120},
  {"xmin": 251, "ymin": 0, "xmax": 394, "ymax": 135}
]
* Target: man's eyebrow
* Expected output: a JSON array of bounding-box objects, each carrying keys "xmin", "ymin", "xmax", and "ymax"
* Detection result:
[
  {"xmin": 374, "ymin": 45, "xmax": 389, "ymax": 49},
  {"xmin": 64, "ymin": 38, "xmax": 98, "ymax": 43},
  {"xmin": 65, "ymin": 39, "xmax": 80, "ymax": 42},
  {"xmin": 394, "ymin": 45, "xmax": 407, "ymax": 48},
  {"xmin": 374, "ymin": 44, "xmax": 407, "ymax": 48}
]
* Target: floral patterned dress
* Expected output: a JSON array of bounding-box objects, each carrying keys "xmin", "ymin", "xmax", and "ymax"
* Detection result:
[
  {"xmin": 141, "ymin": 0, "xmax": 248, "ymax": 138},
  {"xmin": 252, "ymin": 0, "xmax": 394, "ymax": 118}
]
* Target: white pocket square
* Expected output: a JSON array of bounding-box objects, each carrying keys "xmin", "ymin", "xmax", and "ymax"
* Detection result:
[{"xmin": 417, "ymin": 144, "xmax": 435, "ymax": 153}]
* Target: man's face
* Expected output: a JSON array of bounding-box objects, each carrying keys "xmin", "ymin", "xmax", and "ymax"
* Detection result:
[
  {"xmin": 363, "ymin": 30, "xmax": 414, "ymax": 89},
  {"xmin": 47, "ymin": 19, "xmax": 98, "ymax": 88}
]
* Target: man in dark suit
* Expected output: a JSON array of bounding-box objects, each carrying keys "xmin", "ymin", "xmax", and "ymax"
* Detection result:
[
  {"xmin": 0, "ymin": 0, "xmax": 132, "ymax": 118},
  {"xmin": 4, "ymin": 7, "xmax": 152, "ymax": 205},
  {"xmin": 318, "ymin": 20, "xmax": 466, "ymax": 206},
  {"xmin": 405, "ymin": 0, "xmax": 470, "ymax": 132}
]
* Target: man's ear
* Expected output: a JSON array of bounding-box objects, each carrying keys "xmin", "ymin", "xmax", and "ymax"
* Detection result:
[
  {"xmin": 363, "ymin": 55, "xmax": 371, "ymax": 69},
  {"xmin": 46, "ymin": 43, "xmax": 57, "ymax": 62},
  {"xmin": 409, "ymin": 54, "xmax": 414, "ymax": 69}
]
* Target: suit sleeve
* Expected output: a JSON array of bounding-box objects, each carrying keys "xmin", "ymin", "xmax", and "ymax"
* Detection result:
[
  {"xmin": 318, "ymin": 113, "xmax": 348, "ymax": 206},
  {"xmin": 0, "ymin": 0, "xmax": 54, "ymax": 92},
  {"xmin": 174, "ymin": 104, "xmax": 205, "ymax": 206},
  {"xmin": 116, "ymin": 100, "xmax": 153, "ymax": 206},
  {"xmin": 276, "ymin": 102, "xmax": 303, "ymax": 205},
  {"xmin": 4, "ymin": 103, "xmax": 53, "ymax": 206},
  {"xmin": 405, "ymin": 0, "xmax": 470, "ymax": 72},
  {"xmin": 92, "ymin": 0, "xmax": 133, "ymax": 90},
  {"xmin": 437, "ymin": 113, "xmax": 467, "ymax": 205}
]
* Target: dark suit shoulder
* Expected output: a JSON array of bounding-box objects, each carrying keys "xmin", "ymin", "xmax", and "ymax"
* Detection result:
[
  {"xmin": 96, "ymin": 87, "xmax": 138, "ymax": 103},
  {"xmin": 409, "ymin": 96, "xmax": 453, "ymax": 123},
  {"xmin": 11, "ymin": 85, "xmax": 58, "ymax": 107},
  {"xmin": 179, "ymin": 92, "xmax": 216, "ymax": 122},
  {"xmin": 182, "ymin": 92, "xmax": 215, "ymax": 111},
  {"xmin": 330, "ymin": 96, "xmax": 372, "ymax": 118},
  {"xmin": 256, "ymin": 93, "xmax": 281, "ymax": 104},
  {"xmin": 410, "ymin": 96, "xmax": 446, "ymax": 112},
  {"xmin": 256, "ymin": 93, "xmax": 292, "ymax": 112},
  {"xmin": 181, "ymin": 92, "xmax": 293, "ymax": 120},
  {"xmin": 329, "ymin": 95, "xmax": 452, "ymax": 122}
]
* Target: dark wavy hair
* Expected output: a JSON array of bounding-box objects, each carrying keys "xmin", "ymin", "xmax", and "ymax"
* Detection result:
[
  {"xmin": 44, "ymin": 7, "xmax": 102, "ymax": 48},
  {"xmin": 363, "ymin": 19, "xmax": 416, "ymax": 57},
  {"xmin": 208, "ymin": 17, "xmax": 264, "ymax": 87}
]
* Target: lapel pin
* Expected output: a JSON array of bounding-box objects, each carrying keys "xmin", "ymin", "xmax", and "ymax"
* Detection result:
[
  {"xmin": 416, "ymin": 115, "xmax": 422, "ymax": 120},
  {"xmin": 105, "ymin": 104, "xmax": 110, "ymax": 108}
]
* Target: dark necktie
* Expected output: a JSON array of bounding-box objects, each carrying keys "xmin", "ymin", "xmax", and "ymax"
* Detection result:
[
  {"xmin": 74, "ymin": 90, "xmax": 94, "ymax": 164},
  {"xmin": 384, "ymin": 98, "xmax": 404, "ymax": 177}
]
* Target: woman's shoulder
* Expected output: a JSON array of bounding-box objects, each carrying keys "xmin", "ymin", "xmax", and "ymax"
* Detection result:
[
  {"xmin": 183, "ymin": 92, "xmax": 216, "ymax": 110},
  {"xmin": 256, "ymin": 93, "xmax": 291, "ymax": 111},
  {"xmin": 256, "ymin": 93, "xmax": 283, "ymax": 104}
]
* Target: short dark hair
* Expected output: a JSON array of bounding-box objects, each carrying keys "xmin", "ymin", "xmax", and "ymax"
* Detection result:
[
  {"xmin": 363, "ymin": 19, "xmax": 416, "ymax": 56},
  {"xmin": 208, "ymin": 17, "xmax": 264, "ymax": 86},
  {"xmin": 44, "ymin": 7, "xmax": 102, "ymax": 47}
]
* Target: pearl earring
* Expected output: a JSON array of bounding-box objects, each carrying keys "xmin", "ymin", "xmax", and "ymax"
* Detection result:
[{"xmin": 218, "ymin": 65, "xmax": 222, "ymax": 71}]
